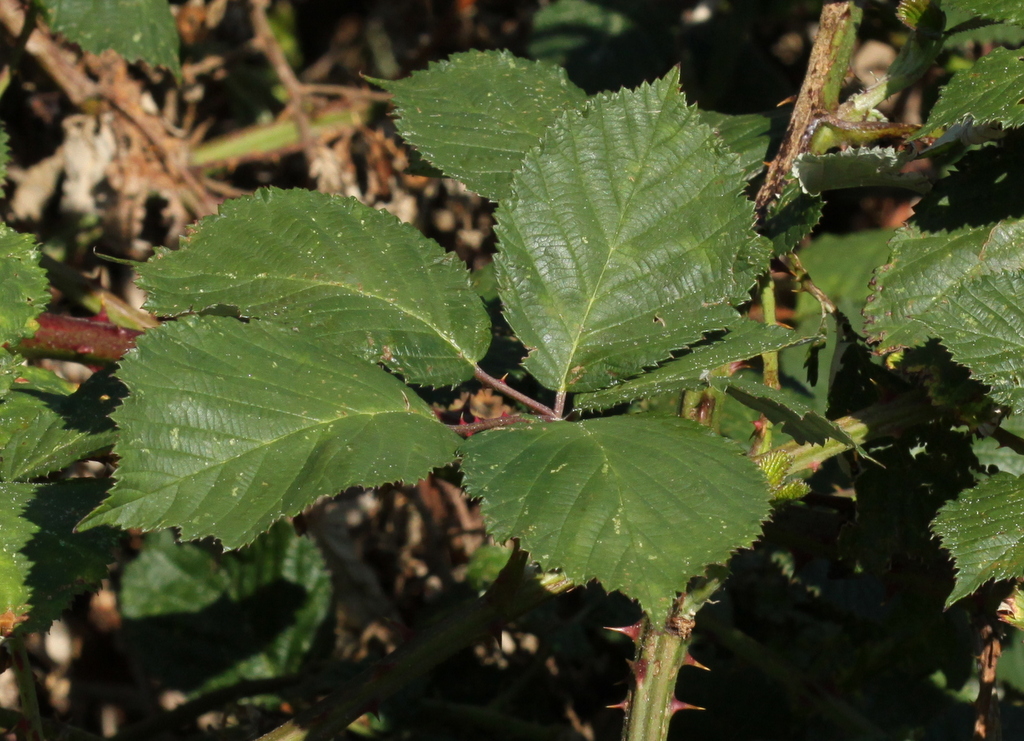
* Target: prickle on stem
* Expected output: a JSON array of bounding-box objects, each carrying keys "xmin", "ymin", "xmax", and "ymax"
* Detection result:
[
  {"xmin": 604, "ymin": 620, "xmax": 644, "ymax": 642},
  {"xmin": 684, "ymin": 653, "xmax": 710, "ymax": 671},
  {"xmin": 670, "ymin": 698, "xmax": 705, "ymax": 714}
]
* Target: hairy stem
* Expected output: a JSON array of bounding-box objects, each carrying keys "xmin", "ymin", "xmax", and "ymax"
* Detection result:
[
  {"xmin": 257, "ymin": 550, "xmax": 573, "ymax": 741},
  {"xmin": 474, "ymin": 366, "xmax": 558, "ymax": 420}
]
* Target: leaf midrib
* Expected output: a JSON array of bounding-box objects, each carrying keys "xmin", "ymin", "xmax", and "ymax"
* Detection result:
[{"xmin": 558, "ymin": 92, "xmax": 674, "ymax": 391}]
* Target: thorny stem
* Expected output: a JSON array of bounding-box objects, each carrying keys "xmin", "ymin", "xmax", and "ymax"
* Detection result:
[
  {"xmin": 619, "ymin": 575, "xmax": 724, "ymax": 741},
  {"xmin": 474, "ymin": 366, "xmax": 558, "ymax": 420},
  {"xmin": 257, "ymin": 550, "xmax": 573, "ymax": 741},
  {"xmin": 248, "ymin": 0, "xmax": 319, "ymax": 170},
  {"xmin": 754, "ymin": 0, "xmax": 863, "ymax": 219},
  {"xmin": 618, "ymin": 383, "xmax": 731, "ymax": 741},
  {"xmin": 991, "ymin": 427, "xmax": 1024, "ymax": 457},
  {"xmin": 6, "ymin": 634, "xmax": 44, "ymax": 741}
]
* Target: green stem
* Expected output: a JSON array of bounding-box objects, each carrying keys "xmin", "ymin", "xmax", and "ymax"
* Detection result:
[
  {"xmin": 620, "ymin": 575, "xmax": 724, "ymax": 741},
  {"xmin": 40, "ymin": 254, "xmax": 159, "ymax": 331},
  {"xmin": 256, "ymin": 551, "xmax": 572, "ymax": 741},
  {"xmin": 839, "ymin": 3, "xmax": 945, "ymax": 121},
  {"xmin": 759, "ymin": 273, "xmax": 781, "ymax": 392},
  {"xmin": 190, "ymin": 107, "xmax": 368, "ymax": 169},
  {"xmin": 753, "ymin": 272, "xmax": 781, "ymax": 456},
  {"xmin": 762, "ymin": 391, "xmax": 938, "ymax": 475},
  {"xmin": 5, "ymin": 635, "xmax": 44, "ymax": 741}
]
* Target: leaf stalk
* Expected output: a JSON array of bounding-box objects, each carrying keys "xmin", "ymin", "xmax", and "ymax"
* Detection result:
[
  {"xmin": 474, "ymin": 366, "xmax": 558, "ymax": 420},
  {"xmin": 5, "ymin": 634, "xmax": 44, "ymax": 741},
  {"xmin": 752, "ymin": 273, "xmax": 782, "ymax": 455},
  {"xmin": 447, "ymin": 415, "xmax": 535, "ymax": 436}
]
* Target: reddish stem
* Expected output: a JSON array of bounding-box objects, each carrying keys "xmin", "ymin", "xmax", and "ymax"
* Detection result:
[
  {"xmin": 473, "ymin": 366, "xmax": 557, "ymax": 420},
  {"xmin": 13, "ymin": 313, "xmax": 143, "ymax": 364},
  {"xmin": 446, "ymin": 415, "xmax": 533, "ymax": 437}
]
